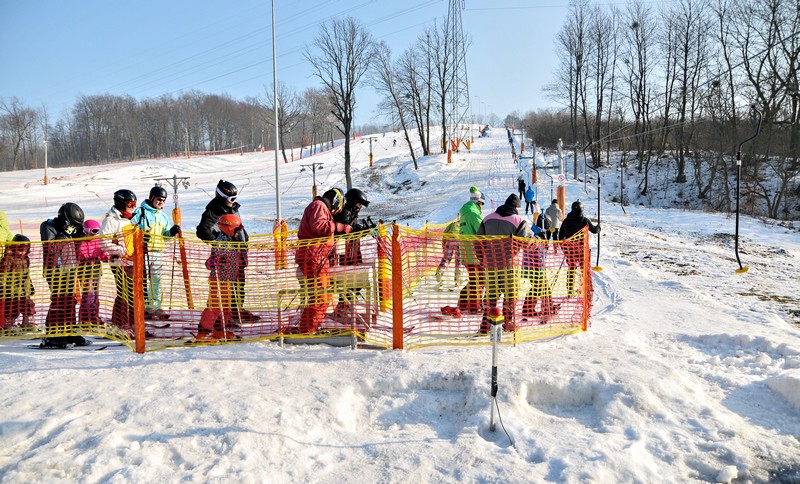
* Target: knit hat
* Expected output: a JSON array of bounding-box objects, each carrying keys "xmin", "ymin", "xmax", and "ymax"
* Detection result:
[
  {"xmin": 469, "ymin": 186, "xmax": 485, "ymax": 203},
  {"xmin": 505, "ymin": 193, "xmax": 521, "ymax": 208}
]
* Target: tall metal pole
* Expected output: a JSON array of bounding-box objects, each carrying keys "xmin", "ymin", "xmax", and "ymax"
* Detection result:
[{"xmin": 271, "ymin": 0, "xmax": 281, "ymax": 221}]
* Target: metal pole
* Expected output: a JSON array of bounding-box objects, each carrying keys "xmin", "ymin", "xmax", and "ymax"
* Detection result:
[
  {"xmin": 734, "ymin": 105, "xmax": 763, "ymax": 274},
  {"xmin": 271, "ymin": 0, "xmax": 281, "ymax": 221},
  {"xmin": 487, "ymin": 307, "xmax": 503, "ymax": 432},
  {"xmin": 583, "ymin": 142, "xmax": 602, "ymax": 272}
]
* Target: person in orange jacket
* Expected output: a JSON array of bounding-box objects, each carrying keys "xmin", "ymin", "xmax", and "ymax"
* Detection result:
[{"xmin": 292, "ymin": 188, "xmax": 350, "ymax": 334}]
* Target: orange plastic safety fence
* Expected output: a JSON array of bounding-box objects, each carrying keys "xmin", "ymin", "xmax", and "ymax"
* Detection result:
[{"xmin": 0, "ymin": 224, "xmax": 593, "ymax": 352}]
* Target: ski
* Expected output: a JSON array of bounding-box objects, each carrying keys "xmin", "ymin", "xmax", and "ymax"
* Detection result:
[
  {"xmin": 27, "ymin": 343, "xmax": 108, "ymax": 351},
  {"xmin": 145, "ymin": 323, "xmax": 172, "ymax": 329}
]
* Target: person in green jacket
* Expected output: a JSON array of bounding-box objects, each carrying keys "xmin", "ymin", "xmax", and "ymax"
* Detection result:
[{"xmin": 457, "ymin": 186, "xmax": 485, "ymax": 313}]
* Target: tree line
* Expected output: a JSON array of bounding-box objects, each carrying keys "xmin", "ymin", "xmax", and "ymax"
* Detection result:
[
  {"xmin": 518, "ymin": 0, "xmax": 798, "ymax": 220},
  {"xmin": 0, "ymin": 13, "xmax": 473, "ymax": 194}
]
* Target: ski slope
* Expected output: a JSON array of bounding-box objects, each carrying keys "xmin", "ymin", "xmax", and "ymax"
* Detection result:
[{"xmin": 0, "ymin": 129, "xmax": 799, "ymax": 483}]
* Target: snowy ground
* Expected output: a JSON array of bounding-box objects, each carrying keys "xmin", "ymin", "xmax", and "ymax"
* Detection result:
[{"xmin": 1, "ymin": 129, "xmax": 799, "ymax": 483}]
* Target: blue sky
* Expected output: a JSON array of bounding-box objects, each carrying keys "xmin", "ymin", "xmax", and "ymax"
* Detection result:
[{"xmin": 0, "ymin": 0, "xmax": 568, "ymax": 125}]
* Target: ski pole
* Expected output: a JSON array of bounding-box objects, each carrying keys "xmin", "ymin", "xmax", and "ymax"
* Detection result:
[
  {"xmin": 734, "ymin": 105, "xmax": 763, "ymax": 274},
  {"xmin": 583, "ymin": 141, "xmax": 602, "ymax": 272}
]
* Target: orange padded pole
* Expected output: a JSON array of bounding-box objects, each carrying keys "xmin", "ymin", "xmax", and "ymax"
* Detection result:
[
  {"xmin": 391, "ymin": 223, "xmax": 404, "ymax": 350},
  {"xmin": 133, "ymin": 228, "xmax": 146, "ymax": 353},
  {"xmin": 172, "ymin": 207, "xmax": 194, "ymax": 309}
]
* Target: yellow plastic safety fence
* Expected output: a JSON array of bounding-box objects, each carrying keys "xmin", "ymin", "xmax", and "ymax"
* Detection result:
[{"xmin": 0, "ymin": 223, "xmax": 593, "ymax": 352}]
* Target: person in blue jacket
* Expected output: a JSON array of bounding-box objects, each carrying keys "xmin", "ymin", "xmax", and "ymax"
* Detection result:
[
  {"xmin": 133, "ymin": 186, "xmax": 181, "ymax": 320},
  {"xmin": 524, "ymin": 185, "xmax": 536, "ymax": 214}
]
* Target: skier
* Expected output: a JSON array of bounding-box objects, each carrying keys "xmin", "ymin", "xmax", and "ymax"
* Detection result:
[
  {"xmin": 456, "ymin": 186, "xmax": 485, "ymax": 313},
  {"xmin": 544, "ymin": 199, "xmax": 563, "ymax": 240},
  {"xmin": 558, "ymin": 200, "xmax": 601, "ymax": 297},
  {"xmin": 197, "ymin": 214, "xmax": 247, "ymax": 341},
  {"xmin": 40, "ymin": 202, "xmax": 88, "ymax": 347},
  {"xmin": 475, "ymin": 194, "xmax": 533, "ymax": 333},
  {"xmin": 133, "ymin": 186, "xmax": 181, "ymax": 320},
  {"xmin": 77, "ymin": 219, "xmax": 108, "ymax": 324},
  {"xmin": 100, "ymin": 189, "xmax": 138, "ymax": 333},
  {"xmin": 0, "ymin": 234, "xmax": 35, "ymax": 329},
  {"xmin": 524, "ymin": 185, "xmax": 536, "ymax": 215},
  {"xmin": 196, "ymin": 180, "xmax": 258, "ymax": 323},
  {"xmin": 517, "ymin": 174, "xmax": 526, "ymax": 201},
  {"xmin": 435, "ymin": 214, "xmax": 461, "ymax": 287},
  {"xmin": 331, "ymin": 188, "xmax": 373, "ymax": 323},
  {"xmin": 292, "ymin": 188, "xmax": 350, "ymax": 334}
]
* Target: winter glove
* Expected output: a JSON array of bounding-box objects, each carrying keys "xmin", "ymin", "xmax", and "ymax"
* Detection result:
[
  {"xmin": 335, "ymin": 222, "xmax": 352, "ymax": 234},
  {"xmin": 596, "ymin": 224, "xmax": 601, "ymax": 233},
  {"xmin": 205, "ymin": 255, "xmax": 218, "ymax": 270},
  {"xmin": 351, "ymin": 220, "xmax": 367, "ymax": 232},
  {"xmin": 169, "ymin": 224, "xmax": 181, "ymax": 236}
]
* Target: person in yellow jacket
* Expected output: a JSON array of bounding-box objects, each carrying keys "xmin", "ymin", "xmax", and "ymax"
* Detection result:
[{"xmin": 132, "ymin": 186, "xmax": 181, "ymax": 320}]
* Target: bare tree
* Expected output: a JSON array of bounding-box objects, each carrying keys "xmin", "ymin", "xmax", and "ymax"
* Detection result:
[
  {"xmin": 305, "ymin": 16, "xmax": 376, "ymax": 190},
  {"xmin": 370, "ymin": 41, "xmax": 418, "ymax": 168},
  {"xmin": 1, "ymin": 97, "xmax": 38, "ymax": 170}
]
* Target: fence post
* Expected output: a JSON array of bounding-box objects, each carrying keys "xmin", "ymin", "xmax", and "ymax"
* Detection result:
[
  {"xmin": 133, "ymin": 228, "xmax": 146, "ymax": 353},
  {"xmin": 377, "ymin": 223, "xmax": 391, "ymax": 312},
  {"xmin": 391, "ymin": 223, "xmax": 404, "ymax": 350},
  {"xmin": 171, "ymin": 207, "xmax": 194, "ymax": 309}
]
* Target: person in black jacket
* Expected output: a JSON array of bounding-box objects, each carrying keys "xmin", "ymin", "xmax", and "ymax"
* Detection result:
[
  {"xmin": 196, "ymin": 180, "xmax": 258, "ymax": 322},
  {"xmin": 331, "ymin": 188, "xmax": 373, "ymax": 324},
  {"xmin": 40, "ymin": 202, "xmax": 88, "ymax": 348},
  {"xmin": 558, "ymin": 200, "xmax": 601, "ymax": 297}
]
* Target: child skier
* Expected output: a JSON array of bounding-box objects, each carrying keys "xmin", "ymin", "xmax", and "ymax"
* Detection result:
[
  {"xmin": 77, "ymin": 219, "xmax": 108, "ymax": 324},
  {"xmin": 0, "ymin": 234, "xmax": 35, "ymax": 329},
  {"xmin": 197, "ymin": 214, "xmax": 247, "ymax": 341}
]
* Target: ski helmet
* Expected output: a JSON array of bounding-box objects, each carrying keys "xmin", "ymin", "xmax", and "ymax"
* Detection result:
[
  {"xmin": 12, "ymin": 234, "xmax": 30, "ymax": 243},
  {"xmin": 113, "ymin": 189, "xmax": 137, "ymax": 212},
  {"xmin": 217, "ymin": 214, "xmax": 243, "ymax": 237},
  {"xmin": 149, "ymin": 186, "xmax": 168, "ymax": 200},
  {"xmin": 216, "ymin": 180, "xmax": 238, "ymax": 201},
  {"xmin": 344, "ymin": 188, "xmax": 370, "ymax": 208},
  {"xmin": 58, "ymin": 202, "xmax": 85, "ymax": 228},
  {"xmin": 323, "ymin": 188, "xmax": 345, "ymax": 214},
  {"xmin": 83, "ymin": 219, "xmax": 102, "ymax": 235},
  {"xmin": 571, "ymin": 200, "xmax": 584, "ymax": 213}
]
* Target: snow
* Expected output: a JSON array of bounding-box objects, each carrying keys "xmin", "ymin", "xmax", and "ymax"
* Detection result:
[{"xmin": 1, "ymin": 129, "xmax": 800, "ymax": 482}]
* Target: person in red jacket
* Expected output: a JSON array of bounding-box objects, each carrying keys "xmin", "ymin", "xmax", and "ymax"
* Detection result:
[{"xmin": 292, "ymin": 188, "xmax": 350, "ymax": 334}]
